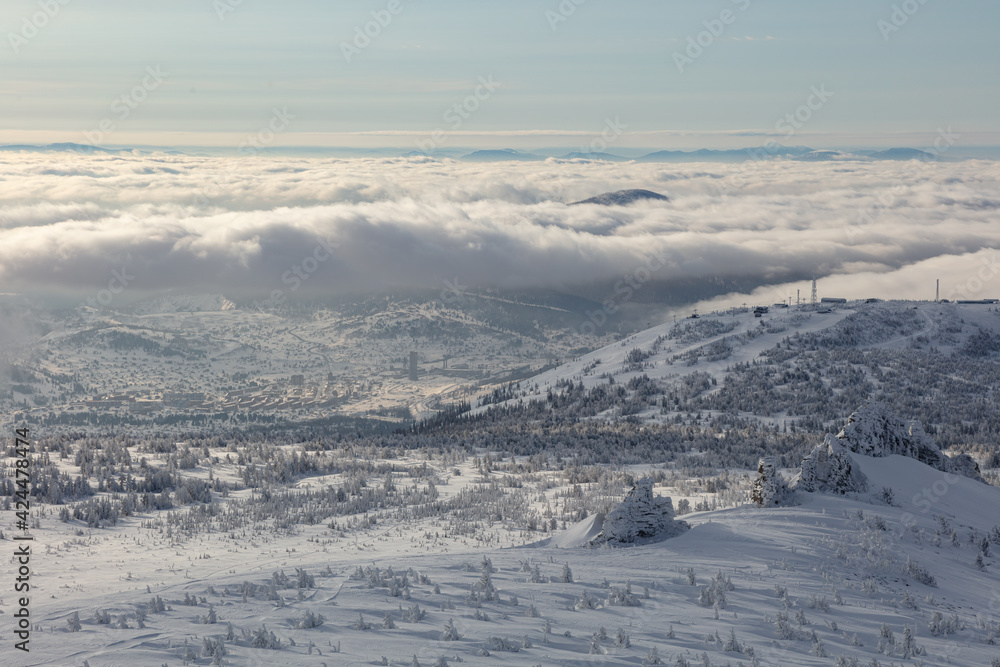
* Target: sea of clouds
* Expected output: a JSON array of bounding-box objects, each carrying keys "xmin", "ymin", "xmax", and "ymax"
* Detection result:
[{"xmin": 0, "ymin": 153, "xmax": 998, "ymax": 303}]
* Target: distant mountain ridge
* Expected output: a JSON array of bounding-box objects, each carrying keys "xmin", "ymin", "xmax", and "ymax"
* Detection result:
[
  {"xmin": 460, "ymin": 148, "xmax": 544, "ymax": 162},
  {"xmin": 0, "ymin": 143, "xmax": 966, "ymax": 162},
  {"xmin": 0, "ymin": 142, "xmax": 127, "ymax": 154},
  {"xmin": 636, "ymin": 145, "xmax": 814, "ymax": 162},
  {"xmin": 868, "ymin": 147, "xmax": 940, "ymax": 161}
]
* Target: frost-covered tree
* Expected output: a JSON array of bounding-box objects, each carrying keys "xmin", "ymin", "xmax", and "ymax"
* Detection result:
[
  {"xmin": 477, "ymin": 566, "xmax": 499, "ymax": 602},
  {"xmin": 900, "ymin": 626, "xmax": 919, "ymax": 658},
  {"xmin": 750, "ymin": 457, "xmax": 791, "ymax": 507},
  {"xmin": 294, "ymin": 610, "xmax": 324, "ymax": 629},
  {"xmin": 442, "ymin": 618, "xmax": 461, "ymax": 641},
  {"xmin": 250, "ymin": 624, "xmax": 281, "ymax": 650},
  {"xmin": 723, "ymin": 628, "xmax": 741, "ymax": 653}
]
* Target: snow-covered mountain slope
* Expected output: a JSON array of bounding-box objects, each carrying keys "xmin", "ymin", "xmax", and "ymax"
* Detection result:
[
  {"xmin": 20, "ymin": 443, "xmax": 1000, "ymax": 666},
  {"xmin": 9, "ymin": 300, "xmax": 1000, "ymax": 666},
  {"xmin": 475, "ymin": 300, "xmax": 1000, "ymax": 474},
  {"xmin": 475, "ymin": 304, "xmax": 855, "ymax": 415},
  {"xmin": 130, "ymin": 293, "xmax": 238, "ymax": 314}
]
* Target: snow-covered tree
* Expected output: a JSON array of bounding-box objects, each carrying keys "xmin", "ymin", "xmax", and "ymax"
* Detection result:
[
  {"xmin": 750, "ymin": 457, "xmax": 791, "ymax": 507},
  {"xmin": 442, "ymin": 618, "xmax": 461, "ymax": 641}
]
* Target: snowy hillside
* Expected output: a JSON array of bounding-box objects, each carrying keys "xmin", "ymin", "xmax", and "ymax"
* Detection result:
[
  {"xmin": 476, "ymin": 300, "xmax": 1000, "ymax": 479},
  {"xmin": 4, "ymin": 300, "xmax": 999, "ymax": 666},
  {"xmin": 12, "ymin": 433, "xmax": 1000, "ymax": 666},
  {"xmin": 131, "ymin": 294, "xmax": 238, "ymax": 315}
]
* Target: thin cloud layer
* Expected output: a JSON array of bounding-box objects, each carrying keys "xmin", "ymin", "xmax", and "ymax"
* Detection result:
[{"xmin": 0, "ymin": 153, "xmax": 998, "ymax": 300}]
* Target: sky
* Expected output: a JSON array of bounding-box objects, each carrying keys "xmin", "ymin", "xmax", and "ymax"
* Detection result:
[{"xmin": 1, "ymin": 0, "xmax": 998, "ymax": 149}]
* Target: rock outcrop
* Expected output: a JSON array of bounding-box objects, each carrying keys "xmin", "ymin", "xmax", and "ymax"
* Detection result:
[
  {"xmin": 593, "ymin": 478, "xmax": 688, "ymax": 545},
  {"xmin": 793, "ymin": 401, "xmax": 983, "ymax": 495},
  {"xmin": 796, "ymin": 435, "xmax": 870, "ymax": 494},
  {"xmin": 835, "ymin": 401, "xmax": 982, "ymax": 481}
]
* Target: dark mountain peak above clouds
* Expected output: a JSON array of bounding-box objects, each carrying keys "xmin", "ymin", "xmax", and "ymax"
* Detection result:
[{"xmin": 569, "ymin": 189, "xmax": 669, "ymax": 206}]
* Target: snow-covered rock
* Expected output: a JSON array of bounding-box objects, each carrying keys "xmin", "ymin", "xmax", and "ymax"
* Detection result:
[
  {"xmin": 592, "ymin": 477, "xmax": 688, "ymax": 545},
  {"xmin": 836, "ymin": 400, "xmax": 919, "ymax": 458},
  {"xmin": 835, "ymin": 401, "xmax": 982, "ymax": 481},
  {"xmin": 795, "ymin": 402, "xmax": 984, "ymax": 494},
  {"xmin": 795, "ymin": 435, "xmax": 869, "ymax": 494}
]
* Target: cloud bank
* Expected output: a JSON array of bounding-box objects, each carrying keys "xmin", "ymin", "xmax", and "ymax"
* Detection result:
[{"xmin": 0, "ymin": 153, "xmax": 998, "ymax": 304}]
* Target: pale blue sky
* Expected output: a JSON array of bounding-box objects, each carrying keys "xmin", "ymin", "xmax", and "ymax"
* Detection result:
[{"xmin": 1, "ymin": 0, "xmax": 997, "ymax": 148}]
